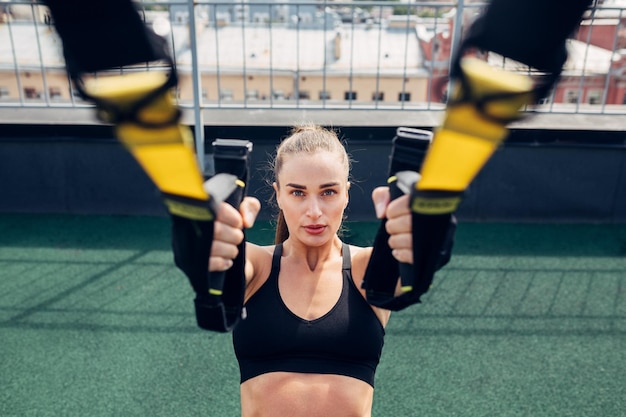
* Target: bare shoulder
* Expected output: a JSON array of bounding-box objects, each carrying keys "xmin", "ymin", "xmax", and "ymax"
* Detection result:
[
  {"xmin": 244, "ymin": 243, "xmax": 276, "ymax": 299},
  {"xmin": 246, "ymin": 242, "xmax": 275, "ymax": 259},
  {"xmin": 346, "ymin": 244, "xmax": 373, "ymax": 284}
]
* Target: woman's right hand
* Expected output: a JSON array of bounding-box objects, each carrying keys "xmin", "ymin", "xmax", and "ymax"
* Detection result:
[{"xmin": 209, "ymin": 196, "xmax": 260, "ymax": 272}]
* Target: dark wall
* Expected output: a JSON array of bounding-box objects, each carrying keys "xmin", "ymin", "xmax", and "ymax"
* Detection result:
[{"xmin": 1, "ymin": 124, "xmax": 625, "ymax": 222}]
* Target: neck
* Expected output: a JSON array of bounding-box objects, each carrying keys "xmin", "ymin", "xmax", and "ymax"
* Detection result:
[{"xmin": 284, "ymin": 236, "xmax": 343, "ymax": 272}]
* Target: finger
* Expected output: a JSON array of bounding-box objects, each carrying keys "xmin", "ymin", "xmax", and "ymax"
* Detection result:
[
  {"xmin": 210, "ymin": 238, "xmax": 241, "ymax": 260},
  {"xmin": 240, "ymin": 196, "xmax": 261, "ymax": 228},
  {"xmin": 209, "ymin": 256, "xmax": 234, "ymax": 272},
  {"xmin": 391, "ymin": 248, "xmax": 413, "ymax": 264},
  {"xmin": 385, "ymin": 194, "xmax": 411, "ymax": 219},
  {"xmin": 388, "ymin": 232, "xmax": 412, "ymax": 252},
  {"xmin": 216, "ymin": 202, "xmax": 244, "ymax": 229},
  {"xmin": 371, "ymin": 186, "xmax": 391, "ymax": 218},
  {"xmin": 213, "ymin": 220, "xmax": 245, "ymax": 246},
  {"xmin": 385, "ymin": 213, "xmax": 412, "ymax": 235}
]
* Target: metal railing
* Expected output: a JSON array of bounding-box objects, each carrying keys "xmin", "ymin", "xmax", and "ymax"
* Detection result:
[{"xmin": 0, "ymin": 0, "xmax": 625, "ymax": 115}]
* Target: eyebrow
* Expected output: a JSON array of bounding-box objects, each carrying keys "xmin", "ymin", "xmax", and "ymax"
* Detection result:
[{"xmin": 285, "ymin": 182, "xmax": 340, "ymax": 190}]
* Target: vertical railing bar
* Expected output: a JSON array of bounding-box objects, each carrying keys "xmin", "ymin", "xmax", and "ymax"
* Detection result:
[
  {"xmin": 6, "ymin": 14, "xmax": 25, "ymax": 105},
  {"xmin": 295, "ymin": 4, "xmax": 301, "ymax": 108},
  {"xmin": 374, "ymin": 4, "xmax": 383, "ymax": 109},
  {"xmin": 269, "ymin": 3, "xmax": 274, "ymax": 108},
  {"xmin": 167, "ymin": 4, "xmax": 181, "ymax": 107},
  {"xmin": 447, "ymin": 0, "xmax": 465, "ymax": 104},
  {"xmin": 213, "ymin": 3, "xmax": 222, "ymax": 107},
  {"xmin": 576, "ymin": 5, "xmax": 596, "ymax": 113},
  {"xmin": 140, "ymin": 5, "xmax": 151, "ymax": 76},
  {"xmin": 426, "ymin": 6, "xmax": 439, "ymax": 109},
  {"xmin": 601, "ymin": 7, "xmax": 622, "ymax": 113},
  {"xmin": 241, "ymin": 0, "xmax": 248, "ymax": 107},
  {"xmin": 546, "ymin": 0, "xmax": 564, "ymax": 115},
  {"xmin": 31, "ymin": 4, "xmax": 50, "ymax": 106},
  {"xmin": 400, "ymin": 1, "xmax": 412, "ymax": 110},
  {"xmin": 188, "ymin": 0, "xmax": 205, "ymax": 172},
  {"xmin": 322, "ymin": 0, "xmax": 328, "ymax": 109},
  {"xmin": 348, "ymin": 3, "xmax": 356, "ymax": 109}
]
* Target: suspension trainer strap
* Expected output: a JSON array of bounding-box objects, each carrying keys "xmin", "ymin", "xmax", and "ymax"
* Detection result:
[
  {"xmin": 190, "ymin": 139, "xmax": 253, "ymax": 332},
  {"xmin": 43, "ymin": 0, "xmax": 178, "ymax": 126},
  {"xmin": 43, "ymin": 0, "xmax": 205, "ymax": 216},
  {"xmin": 367, "ymin": 0, "xmax": 592, "ymax": 311},
  {"xmin": 362, "ymin": 129, "xmax": 456, "ymax": 310},
  {"xmin": 454, "ymin": 0, "xmax": 593, "ymax": 103},
  {"xmin": 44, "ymin": 0, "xmax": 252, "ymax": 332},
  {"xmin": 418, "ymin": 0, "xmax": 593, "ymax": 208},
  {"xmin": 172, "ymin": 172, "xmax": 241, "ymax": 313}
]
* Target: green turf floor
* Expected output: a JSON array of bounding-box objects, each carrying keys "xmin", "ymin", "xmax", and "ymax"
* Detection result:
[{"xmin": 1, "ymin": 214, "xmax": 625, "ymax": 416}]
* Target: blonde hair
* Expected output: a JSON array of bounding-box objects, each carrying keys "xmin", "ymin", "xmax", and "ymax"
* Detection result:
[{"xmin": 273, "ymin": 124, "xmax": 351, "ymax": 244}]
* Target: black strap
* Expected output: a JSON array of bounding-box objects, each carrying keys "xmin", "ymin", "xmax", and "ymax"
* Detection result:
[
  {"xmin": 43, "ymin": 0, "xmax": 178, "ymax": 127},
  {"xmin": 451, "ymin": 0, "xmax": 593, "ymax": 109},
  {"xmin": 362, "ymin": 128, "xmax": 456, "ymax": 311},
  {"xmin": 188, "ymin": 139, "xmax": 252, "ymax": 332},
  {"xmin": 43, "ymin": 0, "xmax": 170, "ymax": 73}
]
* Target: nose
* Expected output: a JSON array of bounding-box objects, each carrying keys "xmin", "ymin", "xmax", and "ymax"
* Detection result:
[{"xmin": 306, "ymin": 196, "xmax": 322, "ymax": 219}]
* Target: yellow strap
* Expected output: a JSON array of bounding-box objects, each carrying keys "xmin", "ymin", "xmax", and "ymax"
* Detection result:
[
  {"xmin": 82, "ymin": 72, "xmax": 211, "ymax": 219},
  {"xmin": 418, "ymin": 57, "xmax": 534, "ymax": 192}
]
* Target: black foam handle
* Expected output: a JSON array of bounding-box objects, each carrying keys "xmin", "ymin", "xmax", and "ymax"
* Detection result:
[
  {"xmin": 389, "ymin": 171, "xmax": 421, "ymax": 292},
  {"xmin": 206, "ymin": 182, "xmax": 246, "ymax": 296}
]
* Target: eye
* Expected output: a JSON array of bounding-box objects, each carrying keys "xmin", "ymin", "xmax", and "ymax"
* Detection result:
[
  {"xmin": 291, "ymin": 189, "xmax": 305, "ymax": 197},
  {"xmin": 321, "ymin": 189, "xmax": 337, "ymax": 197}
]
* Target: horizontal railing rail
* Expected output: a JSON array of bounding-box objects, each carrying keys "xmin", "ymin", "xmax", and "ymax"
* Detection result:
[{"xmin": 0, "ymin": 0, "xmax": 624, "ymax": 116}]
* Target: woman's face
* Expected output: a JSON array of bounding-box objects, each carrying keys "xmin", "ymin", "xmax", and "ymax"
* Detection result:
[{"xmin": 274, "ymin": 151, "xmax": 349, "ymax": 247}]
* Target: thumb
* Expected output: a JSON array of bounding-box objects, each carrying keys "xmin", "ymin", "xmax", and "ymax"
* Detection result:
[
  {"xmin": 371, "ymin": 186, "xmax": 391, "ymax": 219},
  {"xmin": 240, "ymin": 196, "xmax": 261, "ymax": 228}
]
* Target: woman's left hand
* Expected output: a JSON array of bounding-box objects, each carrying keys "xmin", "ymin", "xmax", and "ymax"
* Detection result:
[{"xmin": 372, "ymin": 187, "xmax": 413, "ymax": 264}]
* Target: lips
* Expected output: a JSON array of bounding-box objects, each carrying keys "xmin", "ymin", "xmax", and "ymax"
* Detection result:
[{"xmin": 304, "ymin": 224, "xmax": 326, "ymax": 235}]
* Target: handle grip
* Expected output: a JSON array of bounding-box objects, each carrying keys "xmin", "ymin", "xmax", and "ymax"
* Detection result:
[
  {"xmin": 206, "ymin": 180, "xmax": 246, "ymax": 297},
  {"xmin": 388, "ymin": 171, "xmax": 420, "ymax": 292}
]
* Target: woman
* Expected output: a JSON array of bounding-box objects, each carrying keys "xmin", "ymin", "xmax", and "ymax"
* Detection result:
[{"xmin": 209, "ymin": 124, "xmax": 414, "ymax": 417}]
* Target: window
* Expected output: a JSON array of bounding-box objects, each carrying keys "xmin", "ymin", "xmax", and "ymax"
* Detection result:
[
  {"xmin": 0, "ymin": 86, "xmax": 10, "ymax": 99},
  {"xmin": 49, "ymin": 87, "xmax": 62, "ymax": 100},
  {"xmin": 372, "ymin": 92, "xmax": 384, "ymax": 101},
  {"xmin": 344, "ymin": 91, "xmax": 357, "ymax": 101},
  {"xmin": 319, "ymin": 90, "xmax": 331, "ymax": 100},
  {"xmin": 398, "ymin": 92, "xmax": 411, "ymax": 102},
  {"xmin": 298, "ymin": 91, "xmax": 310, "ymax": 100},
  {"xmin": 24, "ymin": 87, "xmax": 40, "ymax": 99},
  {"xmin": 272, "ymin": 90, "xmax": 285, "ymax": 100},
  {"xmin": 564, "ymin": 90, "xmax": 579, "ymax": 104},
  {"xmin": 220, "ymin": 89, "xmax": 233, "ymax": 100},
  {"xmin": 245, "ymin": 89, "xmax": 259, "ymax": 100},
  {"xmin": 587, "ymin": 90, "xmax": 602, "ymax": 105}
]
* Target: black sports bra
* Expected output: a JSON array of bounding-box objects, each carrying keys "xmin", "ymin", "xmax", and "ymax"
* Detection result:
[{"xmin": 232, "ymin": 243, "xmax": 385, "ymax": 387}]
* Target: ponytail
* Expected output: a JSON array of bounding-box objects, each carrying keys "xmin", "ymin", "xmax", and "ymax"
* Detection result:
[{"xmin": 274, "ymin": 210, "xmax": 289, "ymax": 244}]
